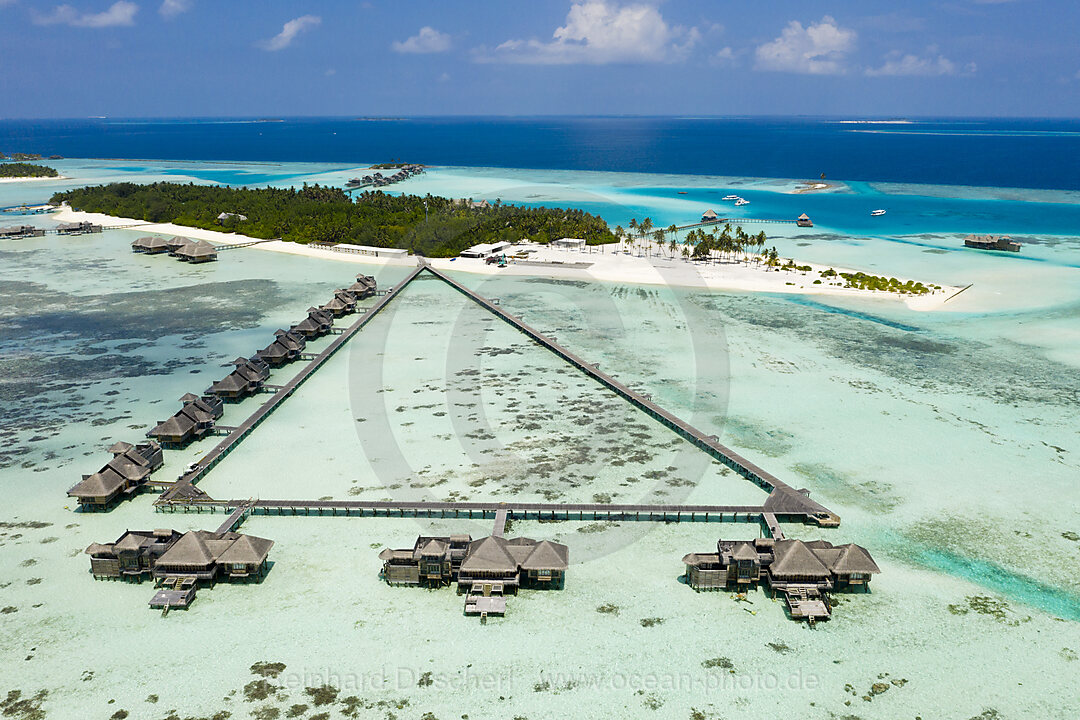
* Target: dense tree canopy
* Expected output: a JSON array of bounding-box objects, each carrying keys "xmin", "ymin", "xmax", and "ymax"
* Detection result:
[
  {"xmin": 51, "ymin": 182, "xmax": 616, "ymax": 257},
  {"xmin": 0, "ymin": 162, "xmax": 58, "ymax": 178}
]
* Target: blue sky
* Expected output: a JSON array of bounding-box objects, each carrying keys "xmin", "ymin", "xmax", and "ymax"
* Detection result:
[{"xmin": 1, "ymin": 0, "xmax": 1078, "ymax": 118}]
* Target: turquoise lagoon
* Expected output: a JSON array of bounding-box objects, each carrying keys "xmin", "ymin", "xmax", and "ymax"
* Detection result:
[{"xmin": 0, "ymin": 159, "xmax": 1078, "ymax": 719}]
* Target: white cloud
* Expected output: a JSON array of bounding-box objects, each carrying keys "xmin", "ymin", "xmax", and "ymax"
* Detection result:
[
  {"xmin": 710, "ymin": 46, "xmax": 735, "ymax": 65},
  {"xmin": 478, "ymin": 1, "xmax": 698, "ymax": 65},
  {"xmin": 32, "ymin": 1, "xmax": 138, "ymax": 28},
  {"xmin": 159, "ymin": 0, "xmax": 190, "ymax": 18},
  {"xmin": 392, "ymin": 26, "xmax": 451, "ymax": 54},
  {"xmin": 865, "ymin": 51, "xmax": 965, "ymax": 77},
  {"xmin": 754, "ymin": 16, "xmax": 856, "ymax": 75},
  {"xmin": 258, "ymin": 15, "xmax": 321, "ymax": 52}
]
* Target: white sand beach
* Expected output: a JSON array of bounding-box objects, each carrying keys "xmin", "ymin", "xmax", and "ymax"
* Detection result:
[
  {"xmin": 0, "ymin": 175, "xmax": 69, "ymax": 183},
  {"xmin": 51, "ymin": 207, "xmax": 963, "ymax": 310}
]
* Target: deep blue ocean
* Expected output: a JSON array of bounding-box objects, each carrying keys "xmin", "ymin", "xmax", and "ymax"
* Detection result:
[{"xmin": 3, "ymin": 116, "xmax": 1080, "ymax": 190}]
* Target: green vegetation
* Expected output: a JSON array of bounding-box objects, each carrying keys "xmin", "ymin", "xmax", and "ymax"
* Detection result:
[
  {"xmin": 0, "ymin": 163, "xmax": 58, "ymax": 178},
  {"xmin": 51, "ymin": 182, "xmax": 616, "ymax": 257},
  {"xmin": 840, "ymin": 271, "xmax": 930, "ymax": 295},
  {"xmin": 1, "ymin": 152, "xmax": 43, "ymax": 161}
]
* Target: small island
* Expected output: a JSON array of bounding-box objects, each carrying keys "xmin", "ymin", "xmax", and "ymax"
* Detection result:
[
  {"xmin": 0, "ymin": 162, "xmax": 60, "ymax": 179},
  {"xmin": 51, "ymin": 182, "xmax": 617, "ymax": 257}
]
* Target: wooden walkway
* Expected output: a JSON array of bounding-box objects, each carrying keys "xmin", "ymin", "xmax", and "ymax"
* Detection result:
[
  {"xmin": 423, "ymin": 264, "xmax": 837, "ymax": 525},
  {"xmin": 493, "ymin": 508, "xmax": 508, "ymax": 537},
  {"xmin": 155, "ymin": 260, "xmax": 838, "ymax": 528},
  {"xmin": 156, "ymin": 264, "xmax": 426, "ymax": 505}
]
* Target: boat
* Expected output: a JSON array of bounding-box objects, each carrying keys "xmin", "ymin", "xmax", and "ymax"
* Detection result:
[
  {"xmin": 722, "ymin": 194, "xmax": 740, "ymax": 201},
  {"xmin": 677, "ymin": 191, "xmax": 688, "ymax": 195},
  {"xmin": 735, "ymin": 198, "xmax": 750, "ymax": 206},
  {"xmin": 870, "ymin": 209, "xmax": 886, "ymax": 217}
]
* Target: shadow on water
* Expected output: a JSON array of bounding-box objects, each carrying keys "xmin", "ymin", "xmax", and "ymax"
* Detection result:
[
  {"xmin": 780, "ymin": 295, "xmax": 922, "ymax": 332},
  {"xmin": 915, "ymin": 547, "xmax": 1080, "ymax": 622}
]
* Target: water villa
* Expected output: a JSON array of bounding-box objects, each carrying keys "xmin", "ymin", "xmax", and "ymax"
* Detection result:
[
  {"xmin": 797, "ymin": 213, "xmax": 813, "ymax": 227},
  {"xmin": 347, "ymin": 274, "xmax": 378, "ymax": 299},
  {"xmin": 292, "ymin": 307, "xmax": 334, "ymax": 338},
  {"xmin": 0, "ymin": 224, "xmax": 45, "ymax": 238},
  {"xmin": 964, "ymin": 234, "xmax": 1021, "ymax": 252},
  {"xmin": 206, "ymin": 356, "xmax": 271, "ymax": 401},
  {"xmin": 379, "ymin": 533, "xmax": 568, "ymax": 618},
  {"xmin": 166, "ymin": 236, "xmax": 189, "ymax": 254},
  {"xmin": 55, "ymin": 221, "xmax": 102, "ymax": 235},
  {"xmin": 131, "ymin": 235, "xmax": 170, "ymax": 254},
  {"xmin": 683, "ymin": 537, "xmax": 879, "ymax": 622},
  {"xmin": 256, "ymin": 328, "xmax": 307, "ymax": 367},
  {"xmin": 701, "ymin": 209, "xmax": 719, "ymax": 222},
  {"xmin": 147, "ymin": 393, "xmax": 224, "ymax": 447},
  {"xmin": 174, "ymin": 239, "xmax": 218, "ymax": 263},
  {"xmin": 67, "ymin": 440, "xmax": 164, "ymax": 509},
  {"xmin": 320, "ymin": 289, "xmax": 358, "ymax": 317},
  {"xmin": 86, "ymin": 527, "xmax": 273, "ymax": 612}
]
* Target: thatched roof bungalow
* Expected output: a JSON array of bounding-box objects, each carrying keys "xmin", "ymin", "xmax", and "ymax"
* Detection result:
[
  {"xmin": 206, "ymin": 356, "xmax": 271, "ymax": 400},
  {"xmin": 147, "ymin": 393, "xmax": 224, "ymax": 447},
  {"xmin": 174, "ymin": 239, "xmax": 218, "ymax": 263},
  {"xmin": 67, "ymin": 440, "xmax": 165, "ymax": 509},
  {"xmin": 256, "ymin": 328, "xmax": 307, "ymax": 366}
]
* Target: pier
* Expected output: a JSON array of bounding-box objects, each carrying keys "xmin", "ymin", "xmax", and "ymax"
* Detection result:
[
  {"xmin": 153, "ymin": 260, "xmax": 838, "ymax": 529},
  {"xmin": 157, "ymin": 264, "xmax": 425, "ymax": 504}
]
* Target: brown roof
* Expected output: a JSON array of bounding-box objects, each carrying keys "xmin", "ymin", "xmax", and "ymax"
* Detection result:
[
  {"xmin": 770, "ymin": 540, "xmax": 830, "ymax": 578},
  {"xmin": 830, "ymin": 544, "xmax": 880, "ymax": 574},
  {"xmin": 156, "ymin": 531, "xmax": 215, "ymax": 567},
  {"xmin": 730, "ymin": 542, "xmax": 758, "ymax": 562},
  {"xmin": 520, "ymin": 540, "xmax": 569, "ymax": 571},
  {"xmin": 459, "ymin": 536, "xmax": 518, "ymax": 573},
  {"xmin": 217, "ymin": 534, "xmax": 274, "ymax": 565}
]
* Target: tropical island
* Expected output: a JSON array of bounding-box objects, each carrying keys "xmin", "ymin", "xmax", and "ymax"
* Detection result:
[
  {"xmin": 0, "ymin": 162, "xmax": 60, "ymax": 178},
  {"xmin": 51, "ymin": 182, "xmax": 616, "ymax": 257}
]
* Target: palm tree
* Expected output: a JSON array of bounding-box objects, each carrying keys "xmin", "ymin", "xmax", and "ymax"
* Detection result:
[
  {"xmin": 668, "ymin": 236, "xmax": 678, "ymax": 257},
  {"xmin": 640, "ymin": 217, "xmax": 653, "ymax": 254},
  {"xmin": 681, "ymin": 244, "xmax": 691, "ymax": 262},
  {"xmin": 653, "ymin": 228, "xmax": 665, "ymax": 257}
]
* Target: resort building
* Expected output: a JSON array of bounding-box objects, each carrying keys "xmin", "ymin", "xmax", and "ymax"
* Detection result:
[
  {"xmin": 256, "ymin": 328, "xmax": 307, "ymax": 367},
  {"xmin": 292, "ymin": 307, "xmax": 334, "ymax": 338},
  {"xmin": 379, "ymin": 533, "xmax": 569, "ymax": 618},
  {"xmin": 683, "ymin": 537, "xmax": 879, "ymax": 622},
  {"xmin": 147, "ymin": 393, "xmax": 224, "ymax": 447},
  {"xmin": 347, "ymin": 274, "xmax": 379, "ymax": 299},
  {"xmin": 55, "ymin": 221, "xmax": 102, "ymax": 235},
  {"xmin": 964, "ymin": 234, "xmax": 1021, "ymax": 252},
  {"xmin": 67, "ymin": 440, "xmax": 165, "ymax": 509},
  {"xmin": 701, "ymin": 209, "xmax": 719, "ymax": 222},
  {"xmin": 86, "ymin": 528, "xmax": 273, "ymax": 611},
  {"xmin": 174, "ymin": 239, "xmax": 218, "ymax": 263},
  {"xmin": 551, "ymin": 237, "xmax": 586, "ymax": 250},
  {"xmin": 797, "ymin": 213, "xmax": 814, "ymax": 227},
  {"xmin": 216, "ymin": 212, "xmax": 248, "ymax": 223},
  {"xmin": 320, "ymin": 289, "xmax": 358, "ymax": 317},
  {"xmin": 460, "ymin": 241, "xmax": 512, "ymax": 258},
  {"xmin": 206, "ymin": 356, "xmax": 271, "ymax": 401},
  {"xmin": 0, "ymin": 224, "xmax": 46, "ymax": 238},
  {"xmin": 131, "ymin": 235, "xmax": 170, "ymax": 254},
  {"xmin": 166, "ymin": 236, "xmax": 190, "ymax": 254}
]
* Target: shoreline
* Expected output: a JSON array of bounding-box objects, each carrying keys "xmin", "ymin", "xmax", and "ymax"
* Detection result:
[
  {"xmin": 0, "ymin": 175, "xmax": 69, "ymax": 183},
  {"xmin": 51, "ymin": 207, "xmax": 963, "ymax": 311}
]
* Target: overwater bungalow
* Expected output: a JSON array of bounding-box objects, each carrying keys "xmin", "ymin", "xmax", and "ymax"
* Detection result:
[
  {"xmin": 320, "ymin": 289, "xmax": 358, "ymax": 317},
  {"xmin": 683, "ymin": 537, "xmax": 879, "ymax": 622},
  {"xmin": 256, "ymin": 328, "xmax": 307, "ymax": 367},
  {"xmin": 292, "ymin": 307, "xmax": 334, "ymax": 338},
  {"xmin": 797, "ymin": 213, "xmax": 814, "ymax": 227},
  {"xmin": 67, "ymin": 440, "xmax": 165, "ymax": 509},
  {"xmin": 380, "ymin": 534, "xmax": 568, "ymax": 594},
  {"xmin": 964, "ymin": 234, "xmax": 1021, "ymax": 252},
  {"xmin": 701, "ymin": 209, "xmax": 719, "ymax": 222},
  {"xmin": 206, "ymin": 356, "xmax": 271, "ymax": 400},
  {"xmin": 131, "ymin": 235, "xmax": 170, "ymax": 254},
  {"xmin": 174, "ymin": 239, "xmax": 218, "ymax": 263},
  {"xmin": 56, "ymin": 221, "xmax": 102, "ymax": 235},
  {"xmin": 85, "ymin": 528, "xmax": 181, "ymax": 580},
  {"xmin": 347, "ymin": 274, "xmax": 378, "ymax": 300},
  {"xmin": 0, "ymin": 224, "xmax": 45, "ymax": 238},
  {"xmin": 166, "ymin": 236, "xmax": 190, "ymax": 254},
  {"xmin": 147, "ymin": 393, "xmax": 224, "ymax": 447}
]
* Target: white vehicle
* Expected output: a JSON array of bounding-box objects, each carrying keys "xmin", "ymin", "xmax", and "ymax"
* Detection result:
[
  {"xmin": 735, "ymin": 198, "xmax": 750, "ymax": 206},
  {"xmin": 722, "ymin": 194, "xmax": 740, "ymax": 201},
  {"xmin": 870, "ymin": 209, "xmax": 887, "ymax": 217}
]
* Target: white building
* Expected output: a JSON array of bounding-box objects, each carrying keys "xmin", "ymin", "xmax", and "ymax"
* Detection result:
[
  {"xmin": 460, "ymin": 241, "xmax": 511, "ymax": 258},
  {"xmin": 551, "ymin": 238, "xmax": 586, "ymax": 250}
]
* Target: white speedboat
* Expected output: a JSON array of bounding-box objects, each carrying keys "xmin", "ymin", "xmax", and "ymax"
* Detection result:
[
  {"xmin": 722, "ymin": 194, "xmax": 740, "ymax": 201},
  {"xmin": 870, "ymin": 209, "xmax": 886, "ymax": 216},
  {"xmin": 735, "ymin": 198, "xmax": 750, "ymax": 206}
]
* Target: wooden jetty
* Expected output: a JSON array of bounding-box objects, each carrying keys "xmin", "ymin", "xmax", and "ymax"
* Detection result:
[
  {"xmin": 155, "ymin": 260, "xmax": 838, "ymax": 529},
  {"xmin": 156, "ymin": 264, "xmax": 425, "ymax": 504}
]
